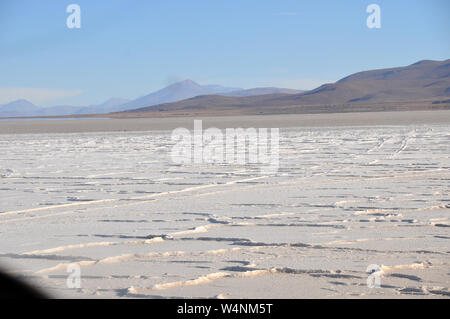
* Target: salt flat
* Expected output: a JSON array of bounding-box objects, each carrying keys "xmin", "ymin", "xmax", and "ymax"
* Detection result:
[
  {"xmin": 0, "ymin": 112, "xmax": 449, "ymax": 298},
  {"xmin": 1, "ymin": 110, "xmax": 450, "ymax": 134}
]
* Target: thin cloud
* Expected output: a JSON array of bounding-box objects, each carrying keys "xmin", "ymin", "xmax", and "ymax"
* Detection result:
[{"xmin": 0, "ymin": 87, "xmax": 83, "ymax": 105}]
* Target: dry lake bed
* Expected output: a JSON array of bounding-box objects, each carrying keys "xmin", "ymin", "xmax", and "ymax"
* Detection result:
[{"xmin": 0, "ymin": 111, "xmax": 449, "ymax": 298}]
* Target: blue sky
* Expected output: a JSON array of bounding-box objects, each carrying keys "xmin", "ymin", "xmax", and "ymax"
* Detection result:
[{"xmin": 0, "ymin": 0, "xmax": 449, "ymax": 106}]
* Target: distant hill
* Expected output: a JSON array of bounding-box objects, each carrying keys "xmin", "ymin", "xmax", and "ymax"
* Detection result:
[
  {"xmin": 115, "ymin": 80, "xmax": 243, "ymax": 111},
  {"xmin": 38, "ymin": 105, "xmax": 83, "ymax": 116},
  {"xmin": 0, "ymin": 99, "xmax": 41, "ymax": 117},
  {"xmin": 202, "ymin": 84, "xmax": 242, "ymax": 94},
  {"xmin": 0, "ymin": 80, "xmax": 305, "ymax": 117},
  {"xmin": 122, "ymin": 59, "xmax": 450, "ymax": 115},
  {"xmin": 76, "ymin": 98, "xmax": 131, "ymax": 114},
  {"xmin": 276, "ymin": 59, "xmax": 450, "ymax": 105},
  {"xmin": 117, "ymin": 81, "xmax": 302, "ymax": 111},
  {"xmin": 0, "ymin": 98, "xmax": 131, "ymax": 117}
]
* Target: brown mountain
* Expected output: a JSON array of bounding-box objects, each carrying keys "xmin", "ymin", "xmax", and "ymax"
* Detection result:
[
  {"xmin": 119, "ymin": 59, "xmax": 450, "ymax": 116},
  {"xmin": 285, "ymin": 59, "xmax": 450, "ymax": 104}
]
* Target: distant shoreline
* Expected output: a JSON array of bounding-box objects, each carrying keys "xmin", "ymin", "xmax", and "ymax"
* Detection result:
[{"xmin": 0, "ymin": 110, "xmax": 449, "ymax": 134}]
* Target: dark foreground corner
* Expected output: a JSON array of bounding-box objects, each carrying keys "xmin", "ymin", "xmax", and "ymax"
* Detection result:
[{"xmin": 0, "ymin": 268, "xmax": 49, "ymax": 299}]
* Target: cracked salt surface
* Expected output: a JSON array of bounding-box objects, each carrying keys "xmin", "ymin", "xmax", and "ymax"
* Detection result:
[{"xmin": 0, "ymin": 121, "xmax": 449, "ymax": 298}]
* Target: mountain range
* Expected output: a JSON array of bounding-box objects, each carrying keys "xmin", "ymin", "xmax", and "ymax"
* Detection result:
[
  {"xmin": 1, "ymin": 59, "xmax": 449, "ymax": 118},
  {"xmin": 122, "ymin": 59, "xmax": 450, "ymax": 116},
  {"xmin": 0, "ymin": 81, "xmax": 303, "ymax": 117},
  {"xmin": 0, "ymin": 97, "xmax": 131, "ymax": 117}
]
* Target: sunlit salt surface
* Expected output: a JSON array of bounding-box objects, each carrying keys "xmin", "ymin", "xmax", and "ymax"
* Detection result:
[{"xmin": 0, "ymin": 124, "xmax": 449, "ymax": 298}]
